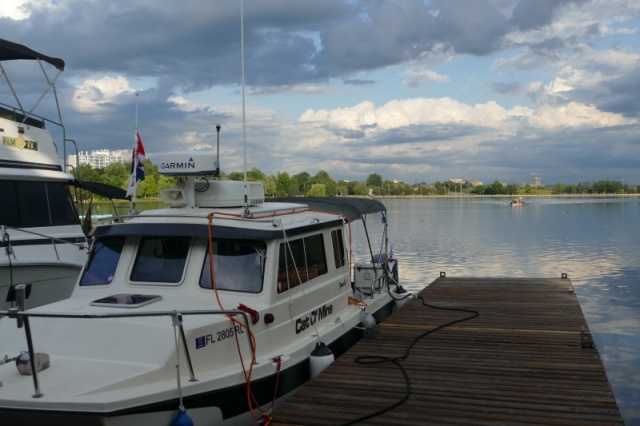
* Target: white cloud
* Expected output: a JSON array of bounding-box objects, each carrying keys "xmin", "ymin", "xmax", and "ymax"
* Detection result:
[
  {"xmin": 402, "ymin": 68, "xmax": 450, "ymax": 88},
  {"xmin": 0, "ymin": 0, "xmax": 48, "ymax": 20},
  {"xmin": 168, "ymin": 96, "xmax": 200, "ymax": 113},
  {"xmin": 300, "ymin": 97, "xmax": 534, "ymax": 132},
  {"xmin": 529, "ymin": 102, "xmax": 629, "ymax": 128},
  {"xmin": 298, "ymin": 96, "xmax": 633, "ymax": 151},
  {"xmin": 71, "ymin": 76, "xmax": 136, "ymax": 113}
]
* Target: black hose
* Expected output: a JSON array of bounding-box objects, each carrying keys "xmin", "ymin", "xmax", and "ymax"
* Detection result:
[{"xmin": 339, "ymin": 295, "xmax": 480, "ymax": 425}]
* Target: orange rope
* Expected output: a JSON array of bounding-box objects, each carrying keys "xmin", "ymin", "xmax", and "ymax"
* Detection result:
[
  {"xmin": 348, "ymin": 296, "xmax": 367, "ymax": 308},
  {"xmin": 205, "ymin": 208, "xmax": 351, "ymax": 421},
  {"xmin": 207, "ymin": 213, "xmax": 264, "ymax": 421}
]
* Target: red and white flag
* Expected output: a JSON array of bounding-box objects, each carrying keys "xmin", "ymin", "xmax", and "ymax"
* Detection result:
[{"xmin": 126, "ymin": 130, "xmax": 146, "ymax": 198}]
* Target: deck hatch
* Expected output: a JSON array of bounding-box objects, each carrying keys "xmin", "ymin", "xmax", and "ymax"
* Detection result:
[{"xmin": 90, "ymin": 294, "xmax": 162, "ymax": 308}]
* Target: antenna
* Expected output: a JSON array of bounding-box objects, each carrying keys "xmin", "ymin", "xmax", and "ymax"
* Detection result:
[
  {"xmin": 215, "ymin": 124, "xmax": 221, "ymax": 177},
  {"xmin": 240, "ymin": 0, "xmax": 249, "ymax": 215}
]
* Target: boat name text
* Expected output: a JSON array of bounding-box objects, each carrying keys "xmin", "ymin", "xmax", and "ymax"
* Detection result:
[
  {"xmin": 295, "ymin": 304, "xmax": 333, "ymax": 334},
  {"xmin": 3, "ymin": 135, "xmax": 38, "ymax": 151}
]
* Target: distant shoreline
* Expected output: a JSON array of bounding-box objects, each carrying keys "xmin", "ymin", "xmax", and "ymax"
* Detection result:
[
  {"xmin": 368, "ymin": 193, "xmax": 640, "ymax": 199},
  {"xmin": 88, "ymin": 193, "xmax": 639, "ymax": 205}
]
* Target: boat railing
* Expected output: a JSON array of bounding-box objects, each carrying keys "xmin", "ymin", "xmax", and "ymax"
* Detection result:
[
  {"xmin": 0, "ymin": 103, "xmax": 48, "ymax": 129},
  {"xmin": 1, "ymin": 285, "xmax": 254, "ymax": 399},
  {"xmin": 353, "ymin": 264, "xmax": 388, "ymax": 298},
  {"xmin": 369, "ymin": 272, "xmax": 387, "ymax": 296},
  {"xmin": 1, "ymin": 225, "xmax": 88, "ymax": 261},
  {"xmin": 108, "ymin": 208, "xmax": 305, "ymax": 221},
  {"xmin": 0, "ymin": 102, "xmax": 69, "ymax": 164}
]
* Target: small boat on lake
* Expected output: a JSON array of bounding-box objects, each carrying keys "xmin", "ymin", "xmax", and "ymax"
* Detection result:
[
  {"xmin": 0, "ymin": 150, "xmax": 411, "ymax": 425},
  {"xmin": 510, "ymin": 197, "xmax": 526, "ymax": 206}
]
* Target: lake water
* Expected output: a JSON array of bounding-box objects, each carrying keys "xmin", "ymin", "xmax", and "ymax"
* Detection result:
[{"xmin": 366, "ymin": 197, "xmax": 639, "ymax": 425}]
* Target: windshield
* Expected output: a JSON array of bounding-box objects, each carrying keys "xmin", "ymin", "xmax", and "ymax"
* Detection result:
[
  {"xmin": 130, "ymin": 236, "xmax": 191, "ymax": 284},
  {"xmin": 80, "ymin": 236, "xmax": 126, "ymax": 286},
  {"xmin": 200, "ymin": 239, "xmax": 265, "ymax": 293}
]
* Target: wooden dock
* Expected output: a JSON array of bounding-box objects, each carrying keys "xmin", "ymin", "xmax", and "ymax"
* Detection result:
[{"xmin": 272, "ymin": 276, "xmax": 623, "ymax": 425}]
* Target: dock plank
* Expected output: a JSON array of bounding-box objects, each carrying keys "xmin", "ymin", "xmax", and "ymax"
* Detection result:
[{"xmin": 271, "ymin": 277, "xmax": 623, "ymax": 425}]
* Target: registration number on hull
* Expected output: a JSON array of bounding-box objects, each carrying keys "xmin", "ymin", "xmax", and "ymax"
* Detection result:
[{"xmin": 195, "ymin": 325, "xmax": 245, "ymax": 349}]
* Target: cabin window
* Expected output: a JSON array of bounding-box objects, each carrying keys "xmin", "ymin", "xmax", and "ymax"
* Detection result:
[
  {"xmin": 277, "ymin": 234, "xmax": 328, "ymax": 293},
  {"xmin": 331, "ymin": 229, "xmax": 346, "ymax": 268},
  {"xmin": 0, "ymin": 181, "xmax": 19, "ymax": 227},
  {"xmin": 199, "ymin": 239, "xmax": 265, "ymax": 293},
  {"xmin": 0, "ymin": 181, "xmax": 78, "ymax": 228},
  {"xmin": 130, "ymin": 236, "xmax": 191, "ymax": 283},
  {"xmin": 80, "ymin": 236, "xmax": 126, "ymax": 286}
]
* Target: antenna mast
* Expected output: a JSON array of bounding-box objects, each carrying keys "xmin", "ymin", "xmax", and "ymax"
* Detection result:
[
  {"xmin": 215, "ymin": 124, "xmax": 221, "ymax": 177},
  {"xmin": 240, "ymin": 0, "xmax": 249, "ymax": 215}
]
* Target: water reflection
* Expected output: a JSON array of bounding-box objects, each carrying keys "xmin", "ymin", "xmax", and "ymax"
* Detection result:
[{"xmin": 364, "ymin": 197, "xmax": 640, "ymax": 425}]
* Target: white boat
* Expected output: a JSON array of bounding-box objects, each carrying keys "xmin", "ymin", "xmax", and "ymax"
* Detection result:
[
  {"xmin": 0, "ymin": 38, "xmax": 91, "ymax": 310},
  {"xmin": 0, "ymin": 150, "xmax": 411, "ymax": 425}
]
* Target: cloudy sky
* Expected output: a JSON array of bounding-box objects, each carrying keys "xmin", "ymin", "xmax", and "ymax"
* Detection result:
[{"xmin": 2, "ymin": 0, "xmax": 639, "ymax": 186}]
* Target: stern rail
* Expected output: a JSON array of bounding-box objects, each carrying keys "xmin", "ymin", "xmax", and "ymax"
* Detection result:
[{"xmin": 1, "ymin": 287, "xmax": 254, "ymax": 399}]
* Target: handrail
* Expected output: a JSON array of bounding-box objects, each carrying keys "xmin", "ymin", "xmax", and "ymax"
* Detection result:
[
  {"xmin": 106, "ymin": 207, "xmax": 325, "ymax": 224},
  {"xmin": 2, "ymin": 299, "xmax": 254, "ymax": 398},
  {"xmin": 1, "ymin": 224, "xmax": 88, "ymax": 253},
  {"xmin": 354, "ymin": 264, "xmax": 387, "ymax": 298}
]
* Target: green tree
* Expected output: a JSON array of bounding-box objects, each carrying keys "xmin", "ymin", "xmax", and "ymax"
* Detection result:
[
  {"xmin": 227, "ymin": 171, "xmax": 243, "ymax": 181},
  {"xmin": 339, "ymin": 180, "xmax": 357, "ymax": 195},
  {"xmin": 292, "ymin": 172, "xmax": 311, "ymax": 194},
  {"xmin": 552, "ymin": 183, "xmax": 566, "ymax": 195},
  {"xmin": 288, "ymin": 177, "xmax": 300, "ymax": 196},
  {"xmin": 72, "ymin": 164, "xmax": 102, "ymax": 202},
  {"xmin": 158, "ymin": 175, "xmax": 176, "ymax": 191},
  {"xmin": 523, "ymin": 184, "xmax": 533, "ymax": 195},
  {"xmin": 576, "ymin": 182, "xmax": 590, "ymax": 194},
  {"xmin": 312, "ymin": 170, "xmax": 332, "ymax": 184},
  {"xmin": 486, "ymin": 180, "xmax": 506, "ymax": 195},
  {"xmin": 366, "ymin": 173, "xmax": 382, "ymax": 188},
  {"xmin": 471, "ymin": 184, "xmax": 486, "ymax": 195},
  {"xmin": 248, "ymin": 167, "xmax": 266, "ymax": 182},
  {"xmin": 100, "ymin": 162, "xmax": 129, "ymax": 189},
  {"xmin": 353, "ymin": 182, "xmax": 368, "ymax": 196},
  {"xmin": 307, "ymin": 183, "xmax": 326, "ymax": 197},
  {"xmin": 136, "ymin": 177, "xmax": 154, "ymax": 198},
  {"xmin": 74, "ymin": 163, "xmax": 100, "ymax": 182},
  {"xmin": 263, "ymin": 175, "xmax": 277, "ymax": 197},
  {"xmin": 312, "ymin": 170, "xmax": 337, "ymax": 196},
  {"xmin": 505, "ymin": 183, "xmax": 519, "ymax": 195},
  {"xmin": 276, "ymin": 172, "xmax": 291, "ymax": 196}
]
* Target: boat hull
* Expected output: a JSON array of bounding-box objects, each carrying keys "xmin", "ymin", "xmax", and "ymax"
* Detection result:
[
  {"xmin": 0, "ymin": 299, "xmax": 396, "ymax": 425},
  {"xmin": 0, "ymin": 263, "xmax": 81, "ymax": 310}
]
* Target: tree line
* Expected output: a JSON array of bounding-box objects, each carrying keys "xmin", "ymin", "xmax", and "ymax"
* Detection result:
[{"xmin": 74, "ymin": 161, "xmax": 637, "ymax": 201}]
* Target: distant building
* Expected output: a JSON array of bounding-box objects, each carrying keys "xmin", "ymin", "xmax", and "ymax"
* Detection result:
[
  {"xmin": 532, "ymin": 177, "xmax": 541, "ymax": 187},
  {"xmin": 68, "ymin": 150, "xmax": 124, "ymax": 169}
]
